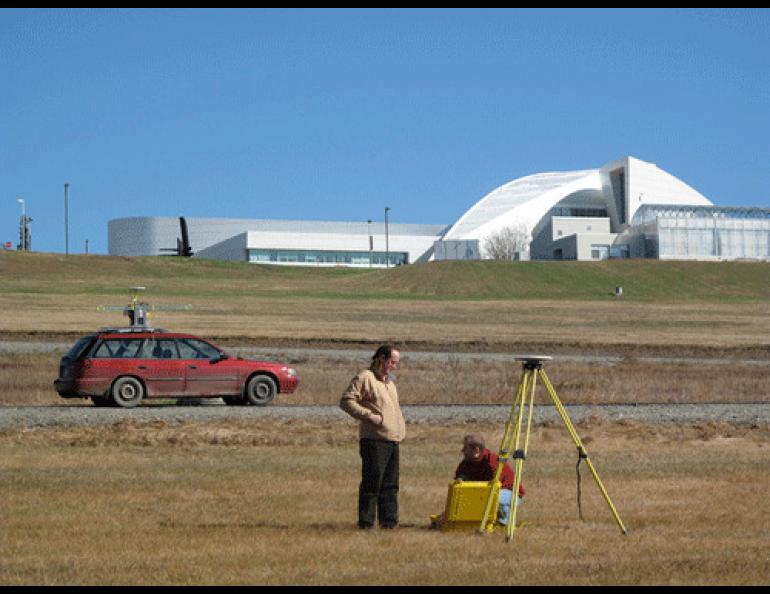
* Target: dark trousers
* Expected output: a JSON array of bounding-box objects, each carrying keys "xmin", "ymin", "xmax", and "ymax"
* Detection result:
[{"xmin": 358, "ymin": 439, "xmax": 400, "ymax": 528}]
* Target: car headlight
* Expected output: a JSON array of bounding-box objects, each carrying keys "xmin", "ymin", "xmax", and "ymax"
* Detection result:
[{"xmin": 285, "ymin": 367, "xmax": 297, "ymax": 377}]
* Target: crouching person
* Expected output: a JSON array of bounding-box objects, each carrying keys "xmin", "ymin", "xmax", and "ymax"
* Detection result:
[{"xmin": 456, "ymin": 434, "xmax": 525, "ymax": 525}]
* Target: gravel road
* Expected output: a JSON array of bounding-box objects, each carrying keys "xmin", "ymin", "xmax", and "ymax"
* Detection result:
[
  {"xmin": 3, "ymin": 341, "xmax": 770, "ymax": 367},
  {"xmin": 1, "ymin": 403, "xmax": 768, "ymax": 430}
]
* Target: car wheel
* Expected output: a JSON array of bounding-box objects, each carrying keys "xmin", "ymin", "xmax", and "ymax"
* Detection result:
[
  {"xmin": 245, "ymin": 375, "xmax": 277, "ymax": 406},
  {"xmin": 111, "ymin": 376, "xmax": 145, "ymax": 408}
]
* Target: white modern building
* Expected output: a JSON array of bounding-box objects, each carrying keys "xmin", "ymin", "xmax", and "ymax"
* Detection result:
[
  {"xmin": 435, "ymin": 156, "xmax": 769, "ymax": 261},
  {"xmin": 108, "ymin": 217, "xmax": 448, "ymax": 267},
  {"xmin": 108, "ymin": 156, "xmax": 769, "ymax": 265}
]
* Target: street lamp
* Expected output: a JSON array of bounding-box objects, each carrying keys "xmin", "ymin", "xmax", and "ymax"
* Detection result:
[
  {"xmin": 64, "ymin": 183, "xmax": 70, "ymax": 256},
  {"xmin": 367, "ymin": 219, "xmax": 373, "ymax": 268},
  {"xmin": 17, "ymin": 198, "xmax": 26, "ymax": 251},
  {"xmin": 384, "ymin": 207, "xmax": 390, "ymax": 268}
]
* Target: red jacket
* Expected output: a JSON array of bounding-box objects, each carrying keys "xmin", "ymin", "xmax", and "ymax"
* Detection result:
[{"xmin": 455, "ymin": 448, "xmax": 525, "ymax": 497}]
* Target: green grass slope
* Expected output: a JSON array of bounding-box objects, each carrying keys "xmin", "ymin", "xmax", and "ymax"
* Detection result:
[{"xmin": 1, "ymin": 251, "xmax": 768, "ymax": 302}]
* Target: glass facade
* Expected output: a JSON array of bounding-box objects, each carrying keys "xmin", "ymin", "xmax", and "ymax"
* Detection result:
[
  {"xmin": 248, "ymin": 248, "xmax": 408, "ymax": 267},
  {"xmin": 632, "ymin": 205, "xmax": 770, "ymax": 260}
]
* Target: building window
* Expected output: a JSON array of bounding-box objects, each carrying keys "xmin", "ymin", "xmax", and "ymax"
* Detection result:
[
  {"xmin": 609, "ymin": 168, "xmax": 626, "ymax": 224},
  {"xmin": 552, "ymin": 207, "xmax": 608, "ymax": 218},
  {"xmin": 248, "ymin": 248, "xmax": 407, "ymax": 267},
  {"xmin": 610, "ymin": 245, "xmax": 630, "ymax": 259},
  {"xmin": 591, "ymin": 244, "xmax": 610, "ymax": 260}
]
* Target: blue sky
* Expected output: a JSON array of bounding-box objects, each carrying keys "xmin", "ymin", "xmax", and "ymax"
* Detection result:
[{"xmin": 2, "ymin": 8, "xmax": 768, "ymax": 255}]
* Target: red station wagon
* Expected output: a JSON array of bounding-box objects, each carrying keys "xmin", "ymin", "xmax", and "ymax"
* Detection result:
[{"xmin": 54, "ymin": 327, "xmax": 299, "ymax": 408}]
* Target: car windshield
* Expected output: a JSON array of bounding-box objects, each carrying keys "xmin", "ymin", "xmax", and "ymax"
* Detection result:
[{"xmin": 64, "ymin": 335, "xmax": 96, "ymax": 360}]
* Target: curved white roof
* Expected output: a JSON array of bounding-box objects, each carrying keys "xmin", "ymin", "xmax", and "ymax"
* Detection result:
[
  {"xmin": 444, "ymin": 169, "xmax": 599, "ymax": 241},
  {"xmin": 441, "ymin": 156, "xmax": 712, "ymax": 253}
]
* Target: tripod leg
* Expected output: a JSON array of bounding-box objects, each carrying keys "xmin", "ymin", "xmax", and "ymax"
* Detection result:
[
  {"xmin": 505, "ymin": 366, "xmax": 538, "ymax": 541},
  {"xmin": 480, "ymin": 367, "xmax": 528, "ymax": 533},
  {"xmin": 538, "ymin": 369, "xmax": 628, "ymax": 535}
]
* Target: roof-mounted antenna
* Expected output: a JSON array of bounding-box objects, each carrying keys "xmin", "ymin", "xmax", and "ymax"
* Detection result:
[{"xmin": 97, "ymin": 286, "xmax": 192, "ymax": 329}]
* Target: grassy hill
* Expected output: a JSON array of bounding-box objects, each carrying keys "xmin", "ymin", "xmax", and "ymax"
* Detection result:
[
  {"xmin": 1, "ymin": 250, "xmax": 768, "ymax": 360},
  {"xmin": 342, "ymin": 258, "xmax": 770, "ymax": 302},
  {"xmin": 1, "ymin": 250, "xmax": 768, "ymax": 302}
]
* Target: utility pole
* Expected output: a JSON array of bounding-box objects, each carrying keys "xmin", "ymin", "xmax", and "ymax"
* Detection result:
[
  {"xmin": 17, "ymin": 198, "xmax": 26, "ymax": 251},
  {"xmin": 385, "ymin": 207, "xmax": 390, "ymax": 268},
  {"xmin": 64, "ymin": 183, "xmax": 70, "ymax": 256},
  {"xmin": 367, "ymin": 219, "xmax": 373, "ymax": 268}
]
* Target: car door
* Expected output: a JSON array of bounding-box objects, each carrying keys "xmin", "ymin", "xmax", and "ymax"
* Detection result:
[
  {"xmin": 135, "ymin": 338, "xmax": 186, "ymax": 396},
  {"xmin": 82, "ymin": 337, "xmax": 143, "ymax": 396},
  {"xmin": 176, "ymin": 338, "xmax": 241, "ymax": 396}
]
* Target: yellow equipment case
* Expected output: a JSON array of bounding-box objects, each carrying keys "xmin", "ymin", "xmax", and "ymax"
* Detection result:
[{"xmin": 430, "ymin": 480, "xmax": 500, "ymax": 533}]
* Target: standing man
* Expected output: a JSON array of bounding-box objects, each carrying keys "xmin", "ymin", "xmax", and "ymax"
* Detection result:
[{"xmin": 340, "ymin": 345, "xmax": 406, "ymax": 530}]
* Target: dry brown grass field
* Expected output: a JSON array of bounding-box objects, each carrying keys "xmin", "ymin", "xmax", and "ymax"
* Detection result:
[
  {"xmin": 1, "ymin": 419, "xmax": 768, "ymax": 585},
  {"xmin": 3, "ymin": 293, "xmax": 770, "ymax": 357},
  {"xmin": 1, "ymin": 252, "xmax": 768, "ymax": 584},
  {"xmin": 1, "ymin": 351, "xmax": 768, "ymax": 407}
]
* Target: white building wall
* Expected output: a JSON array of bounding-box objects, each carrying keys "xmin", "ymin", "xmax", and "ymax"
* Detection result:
[
  {"xmin": 247, "ymin": 231, "xmax": 371, "ymax": 253},
  {"xmin": 194, "ymin": 229, "xmax": 442, "ymax": 267},
  {"xmin": 109, "ymin": 217, "xmax": 447, "ymax": 263},
  {"xmin": 600, "ymin": 157, "xmax": 712, "ymax": 228},
  {"xmin": 532, "ymin": 218, "xmax": 617, "ymax": 260},
  {"xmin": 194, "ymin": 233, "xmax": 248, "ymax": 261},
  {"xmin": 244, "ymin": 230, "xmax": 439, "ymax": 266},
  {"xmin": 109, "ymin": 217, "xmax": 267, "ymax": 256},
  {"xmin": 575, "ymin": 233, "xmax": 621, "ymax": 260},
  {"xmin": 108, "ymin": 217, "xmax": 178, "ymax": 255},
  {"xmin": 551, "ymin": 216, "xmax": 610, "ymax": 239},
  {"xmin": 626, "ymin": 157, "xmax": 712, "ymax": 218}
]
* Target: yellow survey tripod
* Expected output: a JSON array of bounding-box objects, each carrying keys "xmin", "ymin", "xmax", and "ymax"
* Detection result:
[{"xmin": 480, "ymin": 356, "xmax": 628, "ymax": 541}]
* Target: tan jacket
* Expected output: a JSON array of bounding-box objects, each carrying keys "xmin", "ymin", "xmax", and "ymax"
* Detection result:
[{"xmin": 340, "ymin": 369, "xmax": 406, "ymax": 443}]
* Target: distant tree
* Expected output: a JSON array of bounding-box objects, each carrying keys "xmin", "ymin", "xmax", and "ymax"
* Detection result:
[{"xmin": 482, "ymin": 224, "xmax": 530, "ymax": 260}]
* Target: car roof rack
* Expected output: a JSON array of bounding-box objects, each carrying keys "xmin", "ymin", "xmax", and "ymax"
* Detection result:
[{"xmin": 97, "ymin": 327, "xmax": 167, "ymax": 334}]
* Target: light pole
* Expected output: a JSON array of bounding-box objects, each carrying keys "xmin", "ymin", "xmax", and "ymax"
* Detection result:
[
  {"xmin": 384, "ymin": 207, "xmax": 390, "ymax": 268},
  {"xmin": 17, "ymin": 198, "xmax": 26, "ymax": 251},
  {"xmin": 64, "ymin": 183, "xmax": 70, "ymax": 256},
  {"xmin": 367, "ymin": 219, "xmax": 373, "ymax": 268}
]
